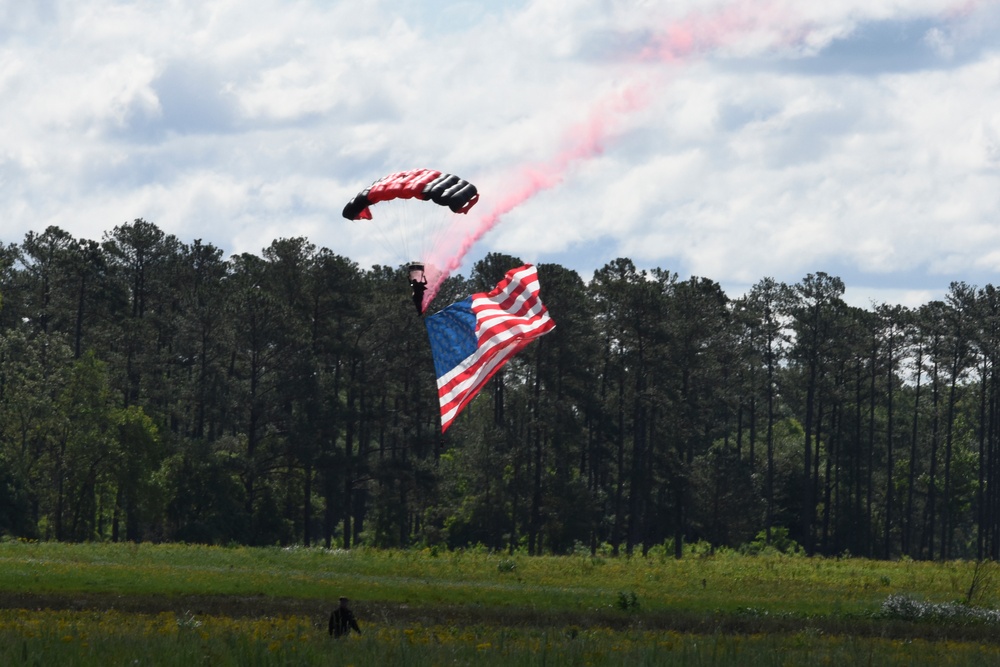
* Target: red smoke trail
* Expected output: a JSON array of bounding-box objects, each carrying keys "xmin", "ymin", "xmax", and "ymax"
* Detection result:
[
  {"xmin": 422, "ymin": 83, "xmax": 649, "ymax": 308},
  {"xmin": 638, "ymin": 1, "xmax": 779, "ymax": 61}
]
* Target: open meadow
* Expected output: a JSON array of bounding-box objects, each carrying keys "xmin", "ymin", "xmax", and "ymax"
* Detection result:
[{"xmin": 1, "ymin": 540, "xmax": 999, "ymax": 665}]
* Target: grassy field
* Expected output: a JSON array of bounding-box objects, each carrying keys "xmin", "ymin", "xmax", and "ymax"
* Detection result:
[{"xmin": 1, "ymin": 540, "xmax": 999, "ymax": 665}]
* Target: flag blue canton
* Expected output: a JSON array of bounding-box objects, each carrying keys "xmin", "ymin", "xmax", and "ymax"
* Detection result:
[{"xmin": 425, "ymin": 296, "xmax": 477, "ymax": 378}]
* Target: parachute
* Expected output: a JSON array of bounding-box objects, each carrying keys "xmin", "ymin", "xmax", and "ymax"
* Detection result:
[
  {"xmin": 342, "ymin": 169, "xmax": 479, "ymax": 221},
  {"xmin": 343, "ymin": 169, "xmax": 479, "ymax": 315}
]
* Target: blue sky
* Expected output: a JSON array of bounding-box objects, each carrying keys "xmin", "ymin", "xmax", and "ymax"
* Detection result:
[{"xmin": 2, "ymin": 0, "xmax": 999, "ymax": 308}]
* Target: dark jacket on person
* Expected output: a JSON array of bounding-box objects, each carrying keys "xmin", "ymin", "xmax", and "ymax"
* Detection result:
[{"xmin": 329, "ymin": 606, "xmax": 361, "ymax": 637}]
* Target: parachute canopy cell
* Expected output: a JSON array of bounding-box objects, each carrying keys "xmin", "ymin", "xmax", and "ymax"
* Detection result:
[{"xmin": 342, "ymin": 168, "xmax": 479, "ymax": 221}]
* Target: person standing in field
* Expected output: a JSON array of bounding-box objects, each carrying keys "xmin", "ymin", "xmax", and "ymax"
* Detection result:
[{"xmin": 329, "ymin": 596, "xmax": 361, "ymax": 638}]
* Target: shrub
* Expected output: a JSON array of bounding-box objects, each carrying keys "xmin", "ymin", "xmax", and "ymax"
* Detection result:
[
  {"xmin": 616, "ymin": 591, "xmax": 639, "ymax": 611},
  {"xmin": 739, "ymin": 526, "xmax": 803, "ymax": 556}
]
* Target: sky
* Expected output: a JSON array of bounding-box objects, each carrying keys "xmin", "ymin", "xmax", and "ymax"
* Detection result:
[{"xmin": 2, "ymin": 0, "xmax": 1000, "ymax": 309}]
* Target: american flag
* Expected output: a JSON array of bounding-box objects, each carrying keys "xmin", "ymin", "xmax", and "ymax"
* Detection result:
[{"xmin": 425, "ymin": 264, "xmax": 556, "ymax": 432}]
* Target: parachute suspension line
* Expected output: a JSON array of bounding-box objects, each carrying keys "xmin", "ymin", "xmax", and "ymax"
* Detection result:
[
  {"xmin": 363, "ymin": 218, "xmax": 405, "ymax": 269},
  {"xmin": 421, "ymin": 210, "xmax": 458, "ymax": 266},
  {"xmin": 368, "ymin": 200, "xmax": 419, "ymax": 267}
]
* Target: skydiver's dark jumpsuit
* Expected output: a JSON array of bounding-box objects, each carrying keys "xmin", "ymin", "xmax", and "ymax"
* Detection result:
[
  {"xmin": 410, "ymin": 277, "xmax": 428, "ymax": 315},
  {"xmin": 329, "ymin": 599, "xmax": 361, "ymax": 637}
]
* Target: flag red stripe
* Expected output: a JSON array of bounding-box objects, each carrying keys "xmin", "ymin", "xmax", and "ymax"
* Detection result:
[{"xmin": 437, "ymin": 316, "xmax": 554, "ymax": 430}]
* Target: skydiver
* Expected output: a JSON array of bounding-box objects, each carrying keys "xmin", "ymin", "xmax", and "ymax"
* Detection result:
[
  {"xmin": 410, "ymin": 275, "xmax": 428, "ymax": 315},
  {"xmin": 329, "ymin": 596, "xmax": 361, "ymax": 638}
]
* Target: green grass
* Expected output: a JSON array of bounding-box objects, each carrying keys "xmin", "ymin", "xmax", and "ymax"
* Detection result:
[
  {"xmin": 3, "ymin": 609, "xmax": 1000, "ymax": 667},
  {"xmin": 1, "ymin": 540, "xmax": 999, "ymax": 665},
  {"xmin": 0, "ymin": 540, "xmax": 992, "ymax": 614}
]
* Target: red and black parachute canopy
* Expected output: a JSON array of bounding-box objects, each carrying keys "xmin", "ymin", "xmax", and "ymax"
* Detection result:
[{"xmin": 342, "ymin": 168, "xmax": 479, "ymax": 221}]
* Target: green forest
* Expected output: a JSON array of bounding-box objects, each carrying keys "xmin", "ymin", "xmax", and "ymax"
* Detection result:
[{"xmin": 1, "ymin": 218, "xmax": 998, "ymax": 562}]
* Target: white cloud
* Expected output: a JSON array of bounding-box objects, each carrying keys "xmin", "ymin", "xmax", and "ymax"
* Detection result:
[{"xmin": 1, "ymin": 0, "xmax": 999, "ymax": 306}]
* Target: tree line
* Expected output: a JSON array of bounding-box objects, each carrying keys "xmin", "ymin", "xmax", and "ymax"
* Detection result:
[{"xmin": 1, "ymin": 219, "xmax": 999, "ymax": 561}]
